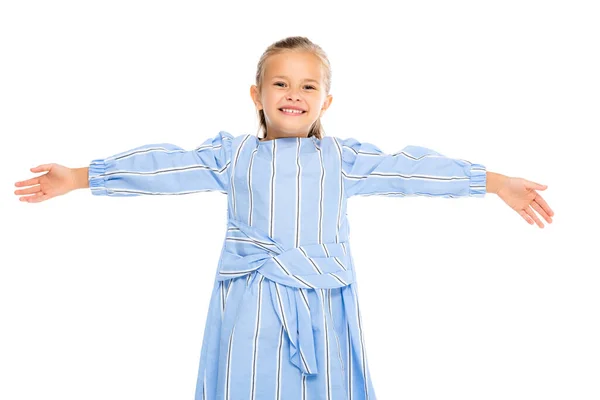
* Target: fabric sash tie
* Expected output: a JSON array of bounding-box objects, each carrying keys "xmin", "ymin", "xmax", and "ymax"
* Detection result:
[{"xmin": 216, "ymin": 218, "xmax": 355, "ymax": 375}]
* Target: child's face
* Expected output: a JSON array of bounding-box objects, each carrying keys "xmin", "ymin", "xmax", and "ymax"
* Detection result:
[{"xmin": 250, "ymin": 51, "xmax": 332, "ymax": 138}]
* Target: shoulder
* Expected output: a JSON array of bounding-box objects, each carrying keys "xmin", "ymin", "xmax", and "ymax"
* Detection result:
[
  {"xmin": 325, "ymin": 135, "xmax": 363, "ymax": 147},
  {"xmin": 216, "ymin": 131, "xmax": 257, "ymax": 141},
  {"xmin": 215, "ymin": 130, "xmax": 235, "ymax": 141},
  {"xmin": 322, "ymin": 135, "xmax": 357, "ymax": 149},
  {"xmin": 215, "ymin": 131, "xmax": 259, "ymax": 148},
  {"xmin": 199, "ymin": 131, "xmax": 246, "ymax": 157},
  {"xmin": 324, "ymin": 135, "xmax": 368, "ymax": 155}
]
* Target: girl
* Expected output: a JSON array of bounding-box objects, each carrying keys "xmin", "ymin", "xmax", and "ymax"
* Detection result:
[{"xmin": 14, "ymin": 36, "xmax": 553, "ymax": 399}]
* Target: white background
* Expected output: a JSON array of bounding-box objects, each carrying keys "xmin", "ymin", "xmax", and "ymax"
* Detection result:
[{"xmin": 1, "ymin": 1, "xmax": 597, "ymax": 399}]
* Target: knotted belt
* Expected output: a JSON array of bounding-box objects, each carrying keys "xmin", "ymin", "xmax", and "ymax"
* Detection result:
[{"xmin": 216, "ymin": 218, "xmax": 355, "ymax": 375}]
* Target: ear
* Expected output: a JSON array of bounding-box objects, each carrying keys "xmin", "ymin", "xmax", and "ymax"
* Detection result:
[
  {"xmin": 250, "ymin": 85, "xmax": 263, "ymax": 110},
  {"xmin": 320, "ymin": 94, "xmax": 333, "ymax": 117}
]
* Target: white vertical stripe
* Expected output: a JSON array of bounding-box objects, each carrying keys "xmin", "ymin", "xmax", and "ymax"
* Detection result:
[
  {"xmin": 302, "ymin": 374, "xmax": 307, "ymax": 400},
  {"xmin": 295, "ymin": 138, "xmax": 302, "ymax": 249},
  {"xmin": 317, "ymin": 140, "xmax": 325, "ymax": 245},
  {"xmin": 230, "ymin": 135, "xmax": 250, "ymax": 217},
  {"xmin": 248, "ymin": 149, "xmax": 258, "ymax": 226},
  {"xmin": 269, "ymin": 140, "xmax": 276, "ymax": 238},
  {"xmin": 347, "ymin": 321, "xmax": 353, "ymax": 400},
  {"xmin": 321, "ymin": 289, "xmax": 332, "ymax": 400},
  {"xmin": 353, "ymin": 288, "xmax": 369, "ymax": 399},
  {"xmin": 329, "ymin": 290, "xmax": 346, "ymax": 381},
  {"xmin": 250, "ymin": 275, "xmax": 264, "ymax": 400},
  {"xmin": 224, "ymin": 326, "xmax": 235, "ymax": 400},
  {"xmin": 276, "ymin": 326, "xmax": 284, "ymax": 399}
]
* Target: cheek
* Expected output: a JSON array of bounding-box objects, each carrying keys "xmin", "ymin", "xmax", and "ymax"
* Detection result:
[
  {"xmin": 263, "ymin": 93, "xmax": 279, "ymax": 108},
  {"xmin": 310, "ymin": 100, "xmax": 323, "ymax": 112}
]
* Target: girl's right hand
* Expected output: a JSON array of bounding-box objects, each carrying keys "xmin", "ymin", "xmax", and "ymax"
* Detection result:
[{"xmin": 14, "ymin": 163, "xmax": 80, "ymax": 203}]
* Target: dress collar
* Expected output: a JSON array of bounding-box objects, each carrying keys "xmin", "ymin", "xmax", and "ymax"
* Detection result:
[{"xmin": 254, "ymin": 135, "xmax": 319, "ymax": 154}]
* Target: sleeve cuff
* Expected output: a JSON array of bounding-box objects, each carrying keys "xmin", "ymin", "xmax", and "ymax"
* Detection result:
[
  {"xmin": 469, "ymin": 163, "xmax": 487, "ymax": 197},
  {"xmin": 88, "ymin": 158, "xmax": 109, "ymax": 196}
]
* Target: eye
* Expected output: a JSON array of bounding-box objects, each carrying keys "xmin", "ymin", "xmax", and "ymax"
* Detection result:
[{"xmin": 274, "ymin": 82, "xmax": 316, "ymax": 90}]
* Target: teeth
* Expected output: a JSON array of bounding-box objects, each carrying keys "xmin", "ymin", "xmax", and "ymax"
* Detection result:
[{"xmin": 281, "ymin": 108, "xmax": 304, "ymax": 114}]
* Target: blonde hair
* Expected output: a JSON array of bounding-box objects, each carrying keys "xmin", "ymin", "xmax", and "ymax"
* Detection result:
[{"xmin": 254, "ymin": 36, "xmax": 332, "ymax": 140}]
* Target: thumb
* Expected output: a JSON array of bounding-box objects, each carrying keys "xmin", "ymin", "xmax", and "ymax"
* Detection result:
[
  {"xmin": 30, "ymin": 163, "xmax": 54, "ymax": 172},
  {"xmin": 526, "ymin": 180, "xmax": 547, "ymax": 190}
]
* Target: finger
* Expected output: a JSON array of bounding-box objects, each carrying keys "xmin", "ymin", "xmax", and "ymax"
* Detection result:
[
  {"xmin": 15, "ymin": 185, "xmax": 41, "ymax": 196},
  {"xmin": 15, "ymin": 177, "xmax": 40, "ymax": 187},
  {"xmin": 533, "ymin": 192, "xmax": 554, "ymax": 217},
  {"xmin": 526, "ymin": 180, "xmax": 547, "ymax": 190},
  {"xmin": 21, "ymin": 192, "xmax": 48, "ymax": 203},
  {"xmin": 19, "ymin": 192, "xmax": 41, "ymax": 202},
  {"xmin": 30, "ymin": 164, "xmax": 54, "ymax": 173},
  {"xmin": 519, "ymin": 210, "xmax": 534, "ymax": 225},
  {"xmin": 29, "ymin": 193, "xmax": 50, "ymax": 203},
  {"xmin": 525, "ymin": 206, "xmax": 544, "ymax": 228},
  {"xmin": 531, "ymin": 200, "xmax": 552, "ymax": 224}
]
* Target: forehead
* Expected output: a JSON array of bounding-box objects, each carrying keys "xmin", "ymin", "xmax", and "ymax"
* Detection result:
[{"xmin": 264, "ymin": 52, "xmax": 323, "ymax": 82}]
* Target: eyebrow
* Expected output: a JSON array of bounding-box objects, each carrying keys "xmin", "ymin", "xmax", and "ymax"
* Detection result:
[{"xmin": 271, "ymin": 75, "xmax": 320, "ymax": 84}]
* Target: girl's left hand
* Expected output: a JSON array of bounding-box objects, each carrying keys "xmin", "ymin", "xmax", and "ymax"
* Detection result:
[{"xmin": 496, "ymin": 177, "xmax": 554, "ymax": 228}]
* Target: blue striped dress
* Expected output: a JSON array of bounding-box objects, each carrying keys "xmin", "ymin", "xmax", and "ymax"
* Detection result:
[{"xmin": 88, "ymin": 131, "xmax": 486, "ymax": 399}]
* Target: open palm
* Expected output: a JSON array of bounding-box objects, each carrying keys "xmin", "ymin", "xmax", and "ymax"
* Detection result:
[
  {"xmin": 497, "ymin": 176, "xmax": 554, "ymax": 228},
  {"xmin": 14, "ymin": 163, "xmax": 77, "ymax": 203}
]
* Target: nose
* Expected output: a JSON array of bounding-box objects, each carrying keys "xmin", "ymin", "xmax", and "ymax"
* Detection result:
[{"xmin": 286, "ymin": 89, "xmax": 302, "ymax": 101}]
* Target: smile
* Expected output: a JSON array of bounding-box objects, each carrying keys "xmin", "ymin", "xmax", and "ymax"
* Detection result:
[{"xmin": 279, "ymin": 108, "xmax": 306, "ymax": 116}]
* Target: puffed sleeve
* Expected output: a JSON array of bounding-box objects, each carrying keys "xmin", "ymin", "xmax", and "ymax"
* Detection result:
[
  {"xmin": 88, "ymin": 131, "xmax": 233, "ymax": 196},
  {"xmin": 336, "ymin": 137, "xmax": 487, "ymax": 198}
]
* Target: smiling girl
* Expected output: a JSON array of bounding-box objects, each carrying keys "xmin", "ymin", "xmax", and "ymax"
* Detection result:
[{"xmin": 14, "ymin": 36, "xmax": 553, "ymax": 400}]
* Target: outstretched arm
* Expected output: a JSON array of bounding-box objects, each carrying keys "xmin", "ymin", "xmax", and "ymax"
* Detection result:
[
  {"xmin": 336, "ymin": 137, "xmax": 486, "ymax": 198},
  {"xmin": 14, "ymin": 131, "xmax": 234, "ymax": 203},
  {"xmin": 88, "ymin": 131, "xmax": 233, "ymax": 197},
  {"xmin": 334, "ymin": 137, "xmax": 554, "ymax": 228}
]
